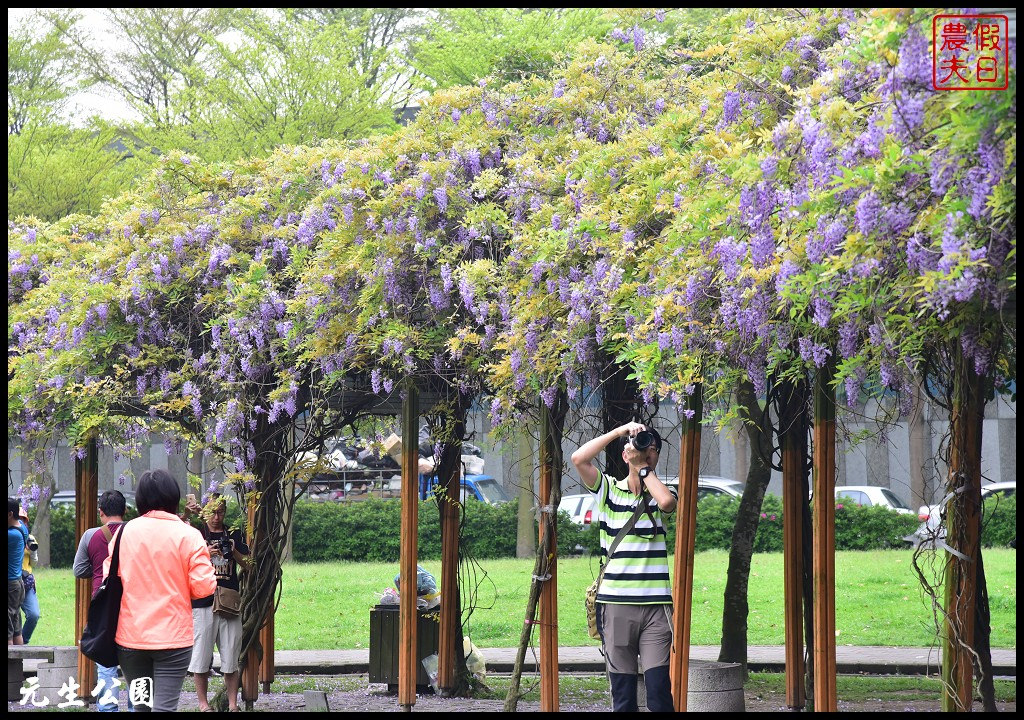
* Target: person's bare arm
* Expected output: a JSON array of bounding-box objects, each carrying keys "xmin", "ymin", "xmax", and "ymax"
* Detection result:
[
  {"xmin": 643, "ymin": 471, "xmax": 677, "ymax": 513},
  {"xmin": 571, "ymin": 422, "xmax": 648, "ymax": 490}
]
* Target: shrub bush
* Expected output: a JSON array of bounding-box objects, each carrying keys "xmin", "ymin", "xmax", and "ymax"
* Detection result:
[
  {"xmin": 833, "ymin": 501, "xmax": 920, "ymax": 550},
  {"xmin": 49, "ymin": 505, "xmax": 77, "ymax": 568},
  {"xmin": 981, "ymin": 493, "xmax": 1016, "ymax": 547},
  {"xmin": 36, "ymin": 503, "xmax": 139, "ymax": 568},
  {"xmin": 291, "ymin": 497, "xmax": 587, "ymax": 563},
  {"xmin": 44, "ymin": 489, "xmax": 976, "ymax": 565}
]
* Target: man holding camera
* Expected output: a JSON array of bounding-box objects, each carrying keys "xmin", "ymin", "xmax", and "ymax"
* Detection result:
[
  {"xmin": 572, "ymin": 422, "xmax": 677, "ymax": 713},
  {"xmin": 184, "ymin": 496, "xmax": 249, "ymax": 712}
]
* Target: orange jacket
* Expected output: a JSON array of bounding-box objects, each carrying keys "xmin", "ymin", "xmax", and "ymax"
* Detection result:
[{"xmin": 104, "ymin": 510, "xmax": 217, "ymax": 649}]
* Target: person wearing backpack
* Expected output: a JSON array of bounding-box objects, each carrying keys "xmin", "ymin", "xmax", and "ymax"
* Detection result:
[
  {"xmin": 571, "ymin": 422, "xmax": 677, "ymax": 713},
  {"xmin": 73, "ymin": 490, "xmax": 131, "ymax": 711}
]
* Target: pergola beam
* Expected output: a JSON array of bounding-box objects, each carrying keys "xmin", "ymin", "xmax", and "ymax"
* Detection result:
[
  {"xmin": 781, "ymin": 381, "xmax": 806, "ymax": 709},
  {"xmin": 74, "ymin": 437, "xmax": 99, "ymax": 700},
  {"xmin": 671, "ymin": 388, "xmax": 702, "ymax": 711},
  {"xmin": 812, "ymin": 366, "xmax": 837, "ymax": 712},
  {"xmin": 398, "ymin": 385, "xmax": 420, "ymax": 711},
  {"xmin": 538, "ymin": 403, "xmax": 559, "ymax": 712}
]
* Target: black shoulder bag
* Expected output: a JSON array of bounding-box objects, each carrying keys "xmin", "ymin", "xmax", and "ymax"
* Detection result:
[{"xmin": 80, "ymin": 522, "xmax": 127, "ymax": 667}]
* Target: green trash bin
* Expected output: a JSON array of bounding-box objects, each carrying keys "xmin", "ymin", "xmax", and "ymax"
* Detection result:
[{"xmin": 368, "ymin": 605, "xmax": 440, "ymax": 691}]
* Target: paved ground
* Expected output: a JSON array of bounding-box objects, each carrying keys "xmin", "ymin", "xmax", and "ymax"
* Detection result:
[
  {"xmin": 12, "ymin": 646, "xmax": 1016, "ymax": 712},
  {"xmin": 257, "ymin": 644, "xmax": 1018, "ymax": 677}
]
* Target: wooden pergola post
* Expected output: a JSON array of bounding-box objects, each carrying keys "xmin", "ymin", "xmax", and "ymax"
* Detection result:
[
  {"xmin": 812, "ymin": 365, "xmax": 837, "ymax": 712},
  {"xmin": 941, "ymin": 350, "xmax": 983, "ymax": 711},
  {"xmin": 781, "ymin": 381, "xmax": 806, "ymax": 709},
  {"xmin": 259, "ymin": 614, "xmax": 275, "ymax": 692},
  {"xmin": 437, "ymin": 435, "xmax": 461, "ymax": 694},
  {"xmin": 671, "ymin": 387, "xmax": 702, "ymax": 712},
  {"xmin": 241, "ymin": 502, "xmax": 260, "ymax": 708},
  {"xmin": 74, "ymin": 437, "xmax": 99, "ymax": 701},
  {"xmin": 538, "ymin": 404, "xmax": 559, "ymax": 712},
  {"xmin": 398, "ymin": 385, "xmax": 420, "ymax": 711}
]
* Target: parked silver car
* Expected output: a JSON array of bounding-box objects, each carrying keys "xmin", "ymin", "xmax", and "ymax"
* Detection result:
[
  {"xmin": 834, "ymin": 486, "xmax": 913, "ymax": 514},
  {"xmin": 907, "ymin": 480, "xmax": 1016, "ymax": 547},
  {"xmin": 559, "ymin": 476, "xmax": 745, "ymax": 527}
]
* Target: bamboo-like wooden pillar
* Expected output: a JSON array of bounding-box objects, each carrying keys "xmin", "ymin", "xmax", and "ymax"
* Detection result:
[
  {"xmin": 671, "ymin": 387, "xmax": 702, "ymax": 712},
  {"xmin": 437, "ymin": 437, "xmax": 461, "ymax": 693},
  {"xmin": 242, "ymin": 501, "xmax": 260, "ymax": 707},
  {"xmin": 538, "ymin": 404, "xmax": 559, "ymax": 712},
  {"xmin": 941, "ymin": 352, "xmax": 983, "ymax": 711},
  {"xmin": 398, "ymin": 385, "xmax": 420, "ymax": 711},
  {"xmin": 781, "ymin": 382, "xmax": 806, "ymax": 709},
  {"xmin": 812, "ymin": 366, "xmax": 837, "ymax": 712},
  {"xmin": 260, "ymin": 613, "xmax": 274, "ymax": 693},
  {"xmin": 75, "ymin": 437, "xmax": 99, "ymax": 700}
]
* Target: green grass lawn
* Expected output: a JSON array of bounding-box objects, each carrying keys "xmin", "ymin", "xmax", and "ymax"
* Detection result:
[{"xmin": 29, "ymin": 549, "xmax": 1015, "ymax": 650}]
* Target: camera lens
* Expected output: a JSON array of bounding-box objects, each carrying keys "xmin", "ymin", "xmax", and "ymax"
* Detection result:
[{"xmin": 632, "ymin": 431, "xmax": 654, "ymax": 450}]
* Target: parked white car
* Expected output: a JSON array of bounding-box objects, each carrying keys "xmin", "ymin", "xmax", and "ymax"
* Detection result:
[
  {"xmin": 833, "ymin": 485, "xmax": 913, "ymax": 514},
  {"xmin": 559, "ymin": 476, "xmax": 745, "ymax": 527},
  {"xmin": 908, "ymin": 480, "xmax": 1016, "ymax": 547}
]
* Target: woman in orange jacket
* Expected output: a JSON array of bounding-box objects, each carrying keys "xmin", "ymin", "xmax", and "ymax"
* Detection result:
[{"xmin": 105, "ymin": 470, "xmax": 216, "ymax": 712}]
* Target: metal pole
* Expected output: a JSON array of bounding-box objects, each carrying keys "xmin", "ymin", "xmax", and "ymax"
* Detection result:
[
  {"xmin": 75, "ymin": 437, "xmax": 99, "ymax": 701},
  {"xmin": 812, "ymin": 365, "xmax": 837, "ymax": 712},
  {"xmin": 399, "ymin": 385, "xmax": 420, "ymax": 711},
  {"xmin": 538, "ymin": 403, "xmax": 559, "ymax": 712},
  {"xmin": 671, "ymin": 387, "xmax": 701, "ymax": 712},
  {"xmin": 781, "ymin": 380, "xmax": 806, "ymax": 709}
]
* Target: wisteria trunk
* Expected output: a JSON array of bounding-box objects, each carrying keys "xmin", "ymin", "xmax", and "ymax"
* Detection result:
[
  {"xmin": 601, "ymin": 359, "xmax": 641, "ymax": 478},
  {"xmin": 940, "ymin": 348, "xmax": 986, "ymax": 712},
  {"xmin": 503, "ymin": 392, "xmax": 567, "ymax": 712},
  {"xmin": 718, "ymin": 380, "xmax": 773, "ymax": 672}
]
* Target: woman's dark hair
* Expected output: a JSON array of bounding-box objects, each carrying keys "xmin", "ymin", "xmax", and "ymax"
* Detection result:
[
  {"xmin": 136, "ymin": 470, "xmax": 181, "ymax": 515},
  {"xmin": 98, "ymin": 490, "xmax": 127, "ymax": 518},
  {"xmin": 8, "ymin": 496, "xmax": 20, "ymax": 516}
]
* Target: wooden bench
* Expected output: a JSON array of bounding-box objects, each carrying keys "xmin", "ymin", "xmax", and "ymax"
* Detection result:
[{"xmin": 8, "ymin": 645, "xmax": 80, "ymax": 703}]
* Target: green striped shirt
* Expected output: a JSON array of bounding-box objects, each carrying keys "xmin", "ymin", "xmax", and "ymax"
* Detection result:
[{"xmin": 591, "ymin": 470, "xmax": 674, "ymax": 605}]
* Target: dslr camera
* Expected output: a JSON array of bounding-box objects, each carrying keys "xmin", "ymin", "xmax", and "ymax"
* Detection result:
[
  {"xmin": 628, "ymin": 430, "xmax": 656, "ymax": 451},
  {"xmin": 219, "ymin": 539, "xmax": 233, "ymax": 557}
]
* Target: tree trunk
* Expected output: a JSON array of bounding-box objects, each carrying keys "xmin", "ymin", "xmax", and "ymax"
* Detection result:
[
  {"xmin": 973, "ymin": 549, "xmax": 997, "ymax": 712},
  {"xmin": 718, "ymin": 380, "xmax": 773, "ymax": 672},
  {"xmin": 515, "ymin": 430, "xmax": 537, "ymax": 559},
  {"xmin": 602, "ymin": 359, "xmax": 641, "ymax": 478},
  {"xmin": 33, "ymin": 479, "xmax": 56, "ymax": 568},
  {"xmin": 907, "ymin": 380, "xmax": 930, "ymax": 509},
  {"xmin": 504, "ymin": 391, "xmax": 567, "ymax": 712},
  {"xmin": 941, "ymin": 346, "xmax": 984, "ymax": 712},
  {"xmin": 434, "ymin": 399, "xmax": 472, "ymax": 697},
  {"xmin": 802, "ymin": 466, "xmax": 815, "ymax": 710}
]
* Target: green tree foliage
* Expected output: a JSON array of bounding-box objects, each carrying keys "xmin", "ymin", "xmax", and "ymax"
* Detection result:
[
  {"xmin": 48, "ymin": 8, "xmax": 236, "ymax": 128},
  {"xmin": 410, "ymin": 9, "xmax": 614, "ymax": 89},
  {"xmin": 8, "ymin": 121, "xmax": 154, "ymax": 221},
  {"xmin": 7, "ymin": 10, "xmax": 81, "ymax": 134},
  {"xmin": 291, "ymin": 8, "xmax": 425, "ymax": 111},
  {"xmin": 176, "ymin": 11, "xmax": 397, "ymax": 162}
]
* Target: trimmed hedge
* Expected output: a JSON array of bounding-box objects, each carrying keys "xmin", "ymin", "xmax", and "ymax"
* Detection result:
[
  {"xmin": 292, "ymin": 497, "xmax": 587, "ymax": 563},
  {"xmin": 580, "ymin": 493, "xmax": 923, "ymax": 556},
  {"xmin": 40, "ymin": 490, "xmax": 1014, "ymax": 567},
  {"xmin": 981, "ymin": 494, "xmax": 1016, "ymax": 548}
]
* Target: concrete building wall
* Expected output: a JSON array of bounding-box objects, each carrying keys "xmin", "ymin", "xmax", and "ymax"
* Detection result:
[{"xmin": 7, "ymin": 397, "xmax": 1016, "ymax": 509}]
